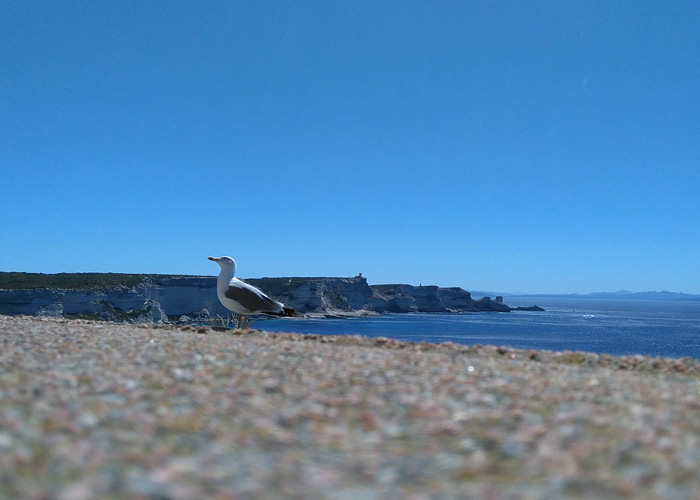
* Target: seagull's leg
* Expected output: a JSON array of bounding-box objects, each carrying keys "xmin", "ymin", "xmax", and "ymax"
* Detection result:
[
  {"xmin": 243, "ymin": 315, "xmax": 249, "ymax": 329},
  {"xmin": 236, "ymin": 314, "xmax": 242, "ymax": 329}
]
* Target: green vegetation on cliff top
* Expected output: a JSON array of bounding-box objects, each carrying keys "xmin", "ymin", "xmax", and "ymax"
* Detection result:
[
  {"xmin": 0, "ymin": 272, "xmax": 168, "ymax": 291},
  {"xmin": 0, "ymin": 272, "xmax": 362, "ymax": 292}
]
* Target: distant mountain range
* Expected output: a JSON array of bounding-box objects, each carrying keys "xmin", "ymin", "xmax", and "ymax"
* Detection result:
[{"xmin": 498, "ymin": 290, "xmax": 700, "ymax": 301}]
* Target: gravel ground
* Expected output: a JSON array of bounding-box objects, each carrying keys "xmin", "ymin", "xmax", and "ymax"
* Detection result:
[{"xmin": 2, "ymin": 315, "xmax": 700, "ymax": 500}]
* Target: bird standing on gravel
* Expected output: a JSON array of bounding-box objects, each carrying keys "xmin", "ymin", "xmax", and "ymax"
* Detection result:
[{"xmin": 208, "ymin": 256, "xmax": 296, "ymax": 329}]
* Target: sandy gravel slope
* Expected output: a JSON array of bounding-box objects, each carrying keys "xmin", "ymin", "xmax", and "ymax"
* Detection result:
[{"xmin": 1, "ymin": 315, "xmax": 700, "ymax": 499}]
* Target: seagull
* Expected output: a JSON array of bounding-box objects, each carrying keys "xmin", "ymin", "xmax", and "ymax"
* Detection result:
[{"xmin": 208, "ymin": 256, "xmax": 296, "ymax": 329}]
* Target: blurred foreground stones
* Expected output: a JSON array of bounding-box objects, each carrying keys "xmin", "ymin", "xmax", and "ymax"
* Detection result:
[{"xmin": 1, "ymin": 315, "xmax": 700, "ymax": 499}]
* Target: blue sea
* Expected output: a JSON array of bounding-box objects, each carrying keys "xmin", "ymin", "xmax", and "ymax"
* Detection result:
[{"xmin": 254, "ymin": 298, "xmax": 700, "ymax": 359}]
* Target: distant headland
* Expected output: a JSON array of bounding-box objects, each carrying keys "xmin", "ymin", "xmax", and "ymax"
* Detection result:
[
  {"xmin": 0, "ymin": 272, "xmax": 543, "ymax": 323},
  {"xmin": 503, "ymin": 290, "xmax": 700, "ymax": 301}
]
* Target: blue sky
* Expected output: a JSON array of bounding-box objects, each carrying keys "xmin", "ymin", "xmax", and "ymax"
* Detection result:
[{"xmin": 2, "ymin": 1, "xmax": 699, "ymax": 294}]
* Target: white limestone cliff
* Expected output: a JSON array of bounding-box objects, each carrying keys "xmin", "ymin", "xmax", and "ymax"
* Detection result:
[{"xmin": 0, "ymin": 273, "xmax": 530, "ymax": 322}]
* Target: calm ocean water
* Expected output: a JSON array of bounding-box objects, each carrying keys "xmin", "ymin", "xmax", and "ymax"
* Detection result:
[{"xmin": 254, "ymin": 298, "xmax": 700, "ymax": 359}]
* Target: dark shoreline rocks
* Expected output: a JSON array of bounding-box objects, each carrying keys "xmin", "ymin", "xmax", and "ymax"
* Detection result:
[{"xmin": 512, "ymin": 305, "xmax": 546, "ymax": 311}]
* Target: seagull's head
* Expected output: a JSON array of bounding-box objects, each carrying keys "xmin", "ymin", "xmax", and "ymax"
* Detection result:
[{"xmin": 208, "ymin": 256, "xmax": 237, "ymax": 274}]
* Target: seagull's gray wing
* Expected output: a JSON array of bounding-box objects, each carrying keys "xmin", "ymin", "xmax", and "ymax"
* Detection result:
[{"xmin": 224, "ymin": 279, "xmax": 283, "ymax": 314}]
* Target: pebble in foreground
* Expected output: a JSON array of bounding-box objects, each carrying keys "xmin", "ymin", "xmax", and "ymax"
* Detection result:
[{"xmin": 208, "ymin": 255, "xmax": 296, "ymax": 328}]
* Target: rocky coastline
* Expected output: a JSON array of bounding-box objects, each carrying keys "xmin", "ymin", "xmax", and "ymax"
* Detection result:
[{"xmin": 0, "ymin": 272, "xmax": 543, "ymax": 323}]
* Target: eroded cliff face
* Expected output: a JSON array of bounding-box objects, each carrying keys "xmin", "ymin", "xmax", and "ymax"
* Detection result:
[
  {"xmin": 367, "ymin": 284, "xmax": 511, "ymax": 313},
  {"xmin": 0, "ymin": 274, "xmax": 519, "ymax": 322},
  {"xmin": 248, "ymin": 277, "xmax": 374, "ymax": 315},
  {"xmin": 0, "ymin": 276, "xmax": 228, "ymax": 323}
]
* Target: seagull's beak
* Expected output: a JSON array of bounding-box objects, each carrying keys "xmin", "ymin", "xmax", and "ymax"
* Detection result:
[{"xmin": 208, "ymin": 256, "xmax": 218, "ymax": 262}]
